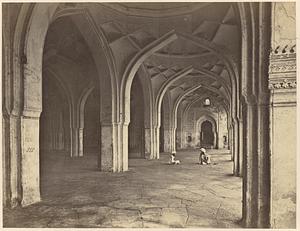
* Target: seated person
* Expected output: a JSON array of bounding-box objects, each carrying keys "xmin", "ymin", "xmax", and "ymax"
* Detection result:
[
  {"xmin": 199, "ymin": 148, "xmax": 211, "ymax": 165},
  {"xmin": 169, "ymin": 152, "xmax": 181, "ymax": 165}
]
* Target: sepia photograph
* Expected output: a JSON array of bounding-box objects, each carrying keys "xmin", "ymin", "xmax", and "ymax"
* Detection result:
[{"xmin": 1, "ymin": 1, "xmax": 297, "ymax": 229}]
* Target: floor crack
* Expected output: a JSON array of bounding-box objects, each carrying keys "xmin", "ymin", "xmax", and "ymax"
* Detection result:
[{"xmin": 215, "ymin": 203, "xmax": 222, "ymax": 224}]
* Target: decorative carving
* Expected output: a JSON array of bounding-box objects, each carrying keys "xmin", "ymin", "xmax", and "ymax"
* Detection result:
[
  {"xmin": 268, "ymin": 79, "xmax": 296, "ymax": 89},
  {"xmin": 269, "ymin": 44, "xmax": 296, "ymax": 90},
  {"xmin": 269, "ymin": 45, "xmax": 296, "ymax": 63},
  {"xmin": 269, "ymin": 62, "xmax": 296, "ymax": 73},
  {"xmin": 271, "ymin": 44, "xmax": 296, "ymax": 55}
]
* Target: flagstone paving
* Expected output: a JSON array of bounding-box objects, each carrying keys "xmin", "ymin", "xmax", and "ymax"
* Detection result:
[{"xmin": 3, "ymin": 149, "xmax": 242, "ymax": 228}]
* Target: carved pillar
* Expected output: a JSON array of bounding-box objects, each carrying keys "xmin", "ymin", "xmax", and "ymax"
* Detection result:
[
  {"xmin": 233, "ymin": 118, "xmax": 239, "ymax": 176},
  {"xmin": 170, "ymin": 127, "xmax": 177, "ymax": 153},
  {"xmin": 243, "ymin": 95, "xmax": 258, "ymax": 227},
  {"xmin": 268, "ymin": 47, "xmax": 296, "ymax": 228},
  {"xmin": 238, "ymin": 118, "xmax": 243, "ymax": 177}
]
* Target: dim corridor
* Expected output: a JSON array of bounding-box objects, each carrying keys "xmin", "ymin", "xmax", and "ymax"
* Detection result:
[{"xmin": 4, "ymin": 150, "xmax": 242, "ymax": 228}]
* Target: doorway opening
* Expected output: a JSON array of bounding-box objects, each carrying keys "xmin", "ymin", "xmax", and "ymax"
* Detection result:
[
  {"xmin": 39, "ymin": 74, "xmax": 70, "ymax": 198},
  {"xmin": 200, "ymin": 120, "xmax": 214, "ymax": 149}
]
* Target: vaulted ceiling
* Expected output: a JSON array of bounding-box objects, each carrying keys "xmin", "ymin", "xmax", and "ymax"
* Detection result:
[
  {"xmin": 47, "ymin": 2, "xmax": 241, "ymax": 114},
  {"xmin": 101, "ymin": 2, "xmax": 240, "ymax": 112}
]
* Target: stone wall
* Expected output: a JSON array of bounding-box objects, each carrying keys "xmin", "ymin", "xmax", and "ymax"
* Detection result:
[
  {"xmin": 181, "ymin": 104, "xmax": 228, "ymax": 149},
  {"xmin": 269, "ymin": 2, "xmax": 296, "ymax": 228}
]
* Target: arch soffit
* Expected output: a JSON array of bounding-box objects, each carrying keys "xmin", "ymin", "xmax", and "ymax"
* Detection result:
[
  {"xmin": 172, "ymin": 85, "xmax": 202, "ymax": 127},
  {"xmin": 178, "ymin": 85, "xmax": 229, "ymax": 114},
  {"xmin": 53, "ymin": 6, "xmax": 119, "ymax": 123},
  {"xmin": 20, "ymin": 3, "xmax": 242, "ymax": 120},
  {"xmin": 43, "ymin": 68, "xmax": 73, "ymax": 109},
  {"xmin": 154, "ymin": 66, "xmax": 231, "ymax": 121},
  {"xmin": 20, "ymin": 3, "xmax": 117, "ymax": 121},
  {"xmin": 183, "ymin": 94, "xmax": 229, "ymax": 122},
  {"xmin": 120, "ymin": 29, "xmax": 240, "ymax": 125},
  {"xmin": 44, "ymin": 68, "xmax": 74, "ymax": 126},
  {"xmin": 78, "ymin": 83, "xmax": 95, "ymax": 127},
  {"xmin": 121, "ymin": 30, "xmax": 178, "ymax": 124}
]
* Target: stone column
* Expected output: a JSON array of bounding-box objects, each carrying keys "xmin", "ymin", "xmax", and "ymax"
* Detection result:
[
  {"xmin": 153, "ymin": 125, "xmax": 160, "ymax": 159},
  {"xmin": 213, "ymin": 132, "xmax": 218, "ymax": 149},
  {"xmin": 21, "ymin": 111, "xmax": 41, "ymax": 206},
  {"xmin": 9, "ymin": 114, "xmax": 22, "ymax": 207},
  {"xmin": 70, "ymin": 127, "xmax": 79, "ymax": 157},
  {"xmin": 100, "ymin": 122, "xmax": 114, "ymax": 171},
  {"xmin": 256, "ymin": 93, "xmax": 270, "ymax": 228},
  {"xmin": 176, "ymin": 129, "xmax": 181, "ymax": 149},
  {"xmin": 144, "ymin": 127, "xmax": 151, "ymax": 157},
  {"xmin": 228, "ymin": 123, "xmax": 233, "ymax": 160},
  {"xmin": 121, "ymin": 122, "xmax": 129, "ymax": 171},
  {"xmin": 181, "ymin": 124, "xmax": 186, "ymax": 148},
  {"xmin": 268, "ymin": 49, "xmax": 296, "ymax": 228},
  {"xmin": 163, "ymin": 128, "xmax": 171, "ymax": 153},
  {"xmin": 233, "ymin": 118, "xmax": 240, "ymax": 176},
  {"xmin": 170, "ymin": 127, "xmax": 177, "ymax": 153},
  {"xmin": 243, "ymin": 95, "xmax": 258, "ymax": 228},
  {"xmin": 238, "ymin": 119, "xmax": 243, "ymax": 177},
  {"xmin": 180, "ymin": 122, "xmax": 185, "ymax": 149},
  {"xmin": 192, "ymin": 131, "xmax": 201, "ymax": 147},
  {"xmin": 78, "ymin": 128, "xmax": 84, "ymax": 157}
]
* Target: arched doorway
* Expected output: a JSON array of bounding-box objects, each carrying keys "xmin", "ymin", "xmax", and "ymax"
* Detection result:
[
  {"xmin": 128, "ymin": 75, "xmax": 145, "ymax": 158},
  {"xmin": 200, "ymin": 120, "xmax": 214, "ymax": 149},
  {"xmin": 39, "ymin": 73, "xmax": 71, "ymax": 198}
]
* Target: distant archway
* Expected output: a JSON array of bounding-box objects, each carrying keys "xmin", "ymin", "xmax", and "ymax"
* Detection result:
[
  {"xmin": 196, "ymin": 115, "xmax": 218, "ymax": 149},
  {"xmin": 201, "ymin": 121, "xmax": 214, "ymax": 148}
]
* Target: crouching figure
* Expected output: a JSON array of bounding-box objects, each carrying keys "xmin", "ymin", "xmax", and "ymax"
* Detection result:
[
  {"xmin": 199, "ymin": 148, "xmax": 211, "ymax": 165},
  {"xmin": 169, "ymin": 151, "xmax": 181, "ymax": 165}
]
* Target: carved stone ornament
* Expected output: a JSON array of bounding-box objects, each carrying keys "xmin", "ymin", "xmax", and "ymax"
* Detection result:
[
  {"xmin": 269, "ymin": 44, "xmax": 296, "ymax": 74},
  {"xmin": 268, "ymin": 79, "xmax": 297, "ymax": 89},
  {"xmin": 269, "ymin": 45, "xmax": 296, "ymax": 90}
]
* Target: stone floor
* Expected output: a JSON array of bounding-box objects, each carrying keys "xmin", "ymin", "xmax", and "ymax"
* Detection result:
[{"xmin": 3, "ymin": 149, "xmax": 242, "ymax": 228}]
